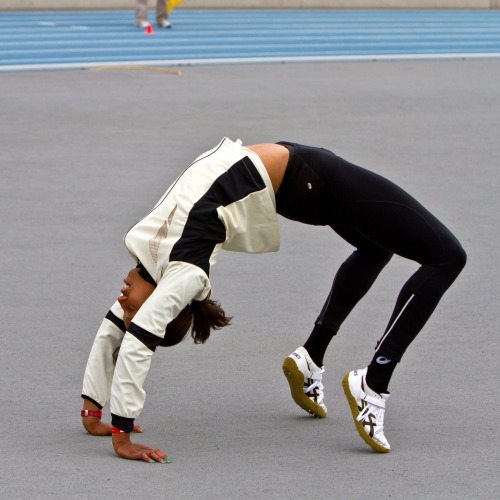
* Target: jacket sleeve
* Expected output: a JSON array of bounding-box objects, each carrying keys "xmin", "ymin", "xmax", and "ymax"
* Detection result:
[
  {"xmin": 81, "ymin": 301, "xmax": 126, "ymax": 408},
  {"xmin": 110, "ymin": 261, "xmax": 210, "ymax": 431}
]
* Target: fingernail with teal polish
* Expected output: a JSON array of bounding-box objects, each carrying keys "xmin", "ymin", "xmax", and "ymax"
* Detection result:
[
  {"xmin": 161, "ymin": 459, "xmax": 166, "ymax": 463},
  {"xmin": 167, "ymin": 457, "xmax": 173, "ymax": 463},
  {"xmin": 151, "ymin": 459, "xmax": 156, "ymax": 463}
]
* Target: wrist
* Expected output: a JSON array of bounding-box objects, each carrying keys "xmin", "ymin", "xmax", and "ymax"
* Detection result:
[
  {"xmin": 111, "ymin": 413, "xmax": 135, "ymax": 433},
  {"xmin": 112, "ymin": 428, "xmax": 131, "ymax": 454},
  {"xmin": 111, "ymin": 426, "xmax": 128, "ymax": 434}
]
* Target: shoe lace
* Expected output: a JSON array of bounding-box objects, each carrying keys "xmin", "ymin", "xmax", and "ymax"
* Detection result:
[
  {"xmin": 304, "ymin": 368, "xmax": 325, "ymax": 404},
  {"xmin": 356, "ymin": 395, "xmax": 385, "ymax": 427}
]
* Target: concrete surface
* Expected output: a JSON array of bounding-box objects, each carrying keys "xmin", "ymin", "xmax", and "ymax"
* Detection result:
[{"xmin": 0, "ymin": 58, "xmax": 499, "ymax": 498}]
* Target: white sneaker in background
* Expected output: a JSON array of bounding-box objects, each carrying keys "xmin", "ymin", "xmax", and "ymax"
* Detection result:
[{"xmin": 158, "ymin": 19, "xmax": 171, "ymax": 29}]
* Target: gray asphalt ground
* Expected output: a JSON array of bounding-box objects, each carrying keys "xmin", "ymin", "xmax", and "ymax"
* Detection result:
[{"xmin": 1, "ymin": 59, "xmax": 499, "ymax": 499}]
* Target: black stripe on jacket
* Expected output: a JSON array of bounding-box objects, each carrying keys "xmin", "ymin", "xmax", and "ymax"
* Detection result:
[
  {"xmin": 128, "ymin": 322, "xmax": 161, "ymax": 352},
  {"xmin": 105, "ymin": 309, "xmax": 126, "ymax": 332},
  {"xmin": 170, "ymin": 156, "xmax": 266, "ymax": 275}
]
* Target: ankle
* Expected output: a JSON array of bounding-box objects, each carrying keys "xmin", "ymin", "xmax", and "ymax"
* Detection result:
[
  {"xmin": 303, "ymin": 323, "xmax": 335, "ymax": 367},
  {"xmin": 366, "ymin": 358, "xmax": 397, "ymax": 394}
]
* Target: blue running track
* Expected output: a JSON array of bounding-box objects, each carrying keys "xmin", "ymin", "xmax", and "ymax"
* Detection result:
[{"xmin": 1, "ymin": 9, "xmax": 500, "ymax": 71}]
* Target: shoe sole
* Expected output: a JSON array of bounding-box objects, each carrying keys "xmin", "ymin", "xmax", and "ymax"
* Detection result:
[
  {"xmin": 282, "ymin": 358, "xmax": 327, "ymax": 418},
  {"xmin": 342, "ymin": 373, "xmax": 389, "ymax": 453}
]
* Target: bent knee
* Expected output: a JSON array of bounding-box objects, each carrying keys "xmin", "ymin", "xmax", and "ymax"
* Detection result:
[{"xmin": 446, "ymin": 241, "xmax": 467, "ymax": 278}]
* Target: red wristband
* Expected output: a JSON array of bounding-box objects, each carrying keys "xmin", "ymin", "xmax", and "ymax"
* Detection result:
[
  {"xmin": 112, "ymin": 426, "xmax": 126, "ymax": 434},
  {"xmin": 81, "ymin": 409, "xmax": 102, "ymax": 418}
]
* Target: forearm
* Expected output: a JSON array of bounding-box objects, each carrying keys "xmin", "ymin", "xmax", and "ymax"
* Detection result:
[
  {"xmin": 109, "ymin": 332, "xmax": 154, "ymax": 430},
  {"xmin": 82, "ymin": 302, "xmax": 125, "ymax": 407},
  {"xmin": 109, "ymin": 263, "xmax": 209, "ymax": 424}
]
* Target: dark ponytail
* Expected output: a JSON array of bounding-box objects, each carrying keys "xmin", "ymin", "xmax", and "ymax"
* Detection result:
[
  {"xmin": 159, "ymin": 298, "xmax": 232, "ymax": 347},
  {"xmin": 113, "ymin": 299, "xmax": 232, "ymax": 364}
]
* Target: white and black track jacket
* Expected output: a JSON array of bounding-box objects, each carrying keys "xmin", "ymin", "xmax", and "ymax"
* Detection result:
[{"xmin": 82, "ymin": 138, "xmax": 280, "ymax": 431}]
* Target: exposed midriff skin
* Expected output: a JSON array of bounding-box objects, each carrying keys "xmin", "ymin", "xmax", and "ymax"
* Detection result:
[{"xmin": 247, "ymin": 143, "xmax": 289, "ymax": 194}]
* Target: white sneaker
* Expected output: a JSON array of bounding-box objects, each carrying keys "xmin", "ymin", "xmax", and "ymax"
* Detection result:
[
  {"xmin": 136, "ymin": 20, "xmax": 150, "ymax": 29},
  {"xmin": 342, "ymin": 368, "xmax": 390, "ymax": 453},
  {"xmin": 282, "ymin": 347, "xmax": 327, "ymax": 418},
  {"xmin": 158, "ymin": 19, "xmax": 171, "ymax": 29}
]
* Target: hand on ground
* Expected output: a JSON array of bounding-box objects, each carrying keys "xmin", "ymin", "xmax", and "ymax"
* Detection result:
[{"xmin": 112, "ymin": 433, "xmax": 171, "ymax": 463}]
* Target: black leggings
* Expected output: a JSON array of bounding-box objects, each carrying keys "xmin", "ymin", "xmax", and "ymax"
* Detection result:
[{"xmin": 276, "ymin": 142, "xmax": 466, "ymax": 362}]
